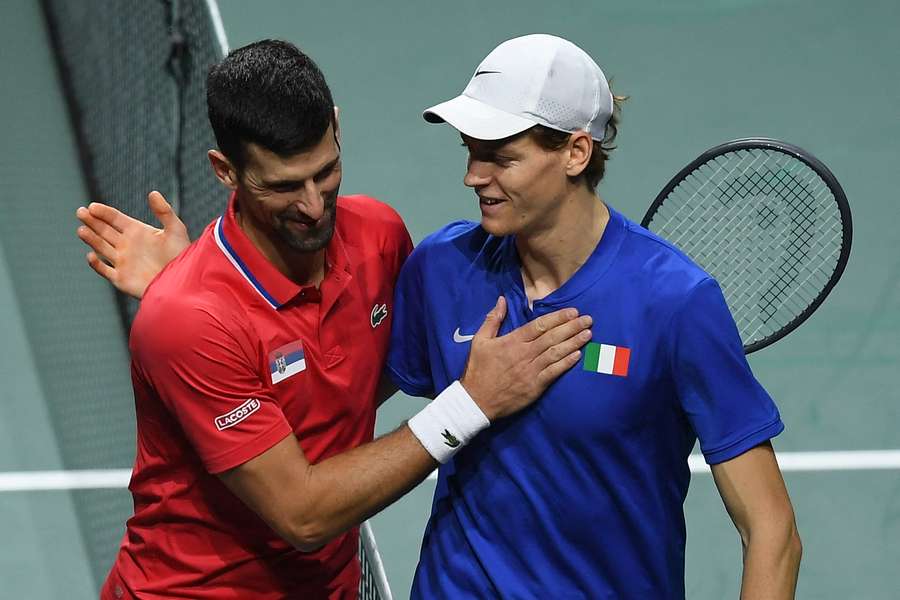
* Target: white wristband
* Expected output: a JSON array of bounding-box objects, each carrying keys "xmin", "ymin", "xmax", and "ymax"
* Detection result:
[{"xmin": 408, "ymin": 381, "xmax": 490, "ymax": 464}]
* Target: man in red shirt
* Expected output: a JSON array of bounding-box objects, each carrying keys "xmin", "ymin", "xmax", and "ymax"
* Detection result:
[{"xmin": 78, "ymin": 40, "xmax": 592, "ymax": 598}]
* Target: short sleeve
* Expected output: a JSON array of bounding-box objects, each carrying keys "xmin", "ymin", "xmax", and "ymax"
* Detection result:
[
  {"xmin": 669, "ymin": 279, "xmax": 784, "ymax": 464},
  {"xmin": 386, "ymin": 245, "xmax": 435, "ymax": 397},
  {"xmin": 380, "ymin": 203, "xmax": 415, "ymax": 280},
  {"xmin": 131, "ymin": 302, "xmax": 293, "ymax": 473}
]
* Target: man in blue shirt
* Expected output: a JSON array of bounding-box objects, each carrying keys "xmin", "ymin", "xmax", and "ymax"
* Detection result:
[
  {"xmin": 387, "ymin": 34, "xmax": 801, "ymax": 598},
  {"xmin": 77, "ymin": 34, "xmax": 801, "ymax": 599}
]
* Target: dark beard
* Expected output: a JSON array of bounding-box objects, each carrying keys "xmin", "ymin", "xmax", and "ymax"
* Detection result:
[
  {"xmin": 274, "ymin": 203, "xmax": 337, "ymax": 253},
  {"xmin": 275, "ymin": 208, "xmax": 335, "ymax": 252}
]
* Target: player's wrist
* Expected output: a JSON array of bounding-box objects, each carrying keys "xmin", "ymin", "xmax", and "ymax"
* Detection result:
[
  {"xmin": 408, "ymin": 380, "xmax": 490, "ymax": 463},
  {"xmin": 457, "ymin": 375, "xmax": 499, "ymax": 421}
]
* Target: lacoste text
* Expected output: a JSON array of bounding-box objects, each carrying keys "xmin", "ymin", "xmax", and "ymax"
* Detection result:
[{"xmin": 215, "ymin": 398, "xmax": 261, "ymax": 431}]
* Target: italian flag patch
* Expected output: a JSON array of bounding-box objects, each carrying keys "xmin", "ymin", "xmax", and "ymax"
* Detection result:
[{"xmin": 583, "ymin": 342, "xmax": 630, "ymax": 377}]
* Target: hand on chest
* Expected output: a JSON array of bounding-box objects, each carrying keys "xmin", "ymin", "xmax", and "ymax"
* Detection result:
[{"xmin": 444, "ymin": 291, "xmax": 664, "ymax": 435}]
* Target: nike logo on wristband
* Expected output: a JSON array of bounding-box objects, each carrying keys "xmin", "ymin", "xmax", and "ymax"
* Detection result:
[
  {"xmin": 453, "ymin": 328, "xmax": 475, "ymax": 343},
  {"xmin": 441, "ymin": 429, "xmax": 461, "ymax": 448}
]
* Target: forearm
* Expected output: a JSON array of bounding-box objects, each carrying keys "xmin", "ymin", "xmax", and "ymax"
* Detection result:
[
  {"xmin": 224, "ymin": 305, "xmax": 591, "ymax": 551},
  {"xmin": 290, "ymin": 425, "xmax": 436, "ymax": 549},
  {"xmin": 710, "ymin": 442, "xmax": 802, "ymax": 599},
  {"xmin": 739, "ymin": 522, "xmax": 802, "ymax": 599}
]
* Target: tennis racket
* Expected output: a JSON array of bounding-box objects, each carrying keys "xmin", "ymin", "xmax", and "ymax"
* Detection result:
[{"xmin": 641, "ymin": 138, "xmax": 852, "ymax": 354}]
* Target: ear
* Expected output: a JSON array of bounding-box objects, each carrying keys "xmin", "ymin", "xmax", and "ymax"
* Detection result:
[
  {"xmin": 333, "ymin": 106, "xmax": 342, "ymax": 144},
  {"xmin": 208, "ymin": 149, "xmax": 239, "ymax": 190},
  {"xmin": 565, "ymin": 131, "xmax": 594, "ymax": 179}
]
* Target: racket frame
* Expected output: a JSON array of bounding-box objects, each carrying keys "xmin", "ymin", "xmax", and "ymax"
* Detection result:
[{"xmin": 640, "ymin": 137, "xmax": 853, "ymax": 354}]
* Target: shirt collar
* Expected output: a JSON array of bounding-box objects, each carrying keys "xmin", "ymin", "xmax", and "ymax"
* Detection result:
[
  {"xmin": 213, "ymin": 193, "xmax": 350, "ymax": 310},
  {"xmin": 500, "ymin": 204, "xmax": 626, "ymax": 308}
]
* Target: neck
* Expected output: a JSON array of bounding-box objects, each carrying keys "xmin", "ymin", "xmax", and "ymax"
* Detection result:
[
  {"xmin": 235, "ymin": 207, "xmax": 326, "ymax": 288},
  {"xmin": 516, "ymin": 187, "xmax": 610, "ymax": 303}
]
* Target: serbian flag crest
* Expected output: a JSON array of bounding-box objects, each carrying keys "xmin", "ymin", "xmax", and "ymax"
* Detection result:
[
  {"xmin": 269, "ymin": 340, "xmax": 306, "ymax": 384},
  {"xmin": 583, "ymin": 342, "xmax": 630, "ymax": 377}
]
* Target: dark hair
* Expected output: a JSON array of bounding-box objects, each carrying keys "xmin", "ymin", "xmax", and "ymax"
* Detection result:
[
  {"xmin": 206, "ymin": 39, "xmax": 335, "ymax": 171},
  {"xmin": 528, "ymin": 91, "xmax": 627, "ymax": 190}
]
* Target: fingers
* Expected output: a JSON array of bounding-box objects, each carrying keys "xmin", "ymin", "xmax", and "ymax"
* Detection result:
[
  {"xmin": 516, "ymin": 307, "xmax": 580, "ymax": 342},
  {"xmin": 474, "ymin": 296, "xmax": 507, "ymax": 340},
  {"xmin": 85, "ymin": 251, "xmax": 117, "ymax": 283},
  {"xmin": 530, "ymin": 314, "xmax": 593, "ymax": 355},
  {"xmin": 535, "ymin": 324, "xmax": 592, "ymax": 368},
  {"xmin": 77, "ymin": 224, "xmax": 117, "ymax": 263},
  {"xmin": 85, "ymin": 202, "xmax": 130, "ymax": 233},
  {"xmin": 147, "ymin": 191, "xmax": 185, "ymax": 233},
  {"xmin": 76, "ymin": 206, "xmax": 123, "ymax": 248},
  {"xmin": 537, "ymin": 349, "xmax": 585, "ymax": 385}
]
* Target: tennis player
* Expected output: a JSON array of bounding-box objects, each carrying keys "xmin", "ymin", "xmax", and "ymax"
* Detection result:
[
  {"xmin": 77, "ymin": 39, "xmax": 591, "ymax": 599},
  {"xmin": 79, "ymin": 35, "xmax": 802, "ymax": 599},
  {"xmin": 387, "ymin": 34, "xmax": 802, "ymax": 599}
]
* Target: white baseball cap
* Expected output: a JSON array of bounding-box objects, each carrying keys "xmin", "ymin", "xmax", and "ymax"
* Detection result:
[{"xmin": 423, "ymin": 34, "xmax": 614, "ymax": 141}]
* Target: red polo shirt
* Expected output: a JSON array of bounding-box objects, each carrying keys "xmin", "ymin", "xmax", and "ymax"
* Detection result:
[{"xmin": 102, "ymin": 194, "xmax": 413, "ymax": 599}]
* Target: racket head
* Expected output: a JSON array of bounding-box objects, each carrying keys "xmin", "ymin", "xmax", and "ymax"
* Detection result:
[{"xmin": 641, "ymin": 138, "xmax": 852, "ymax": 354}]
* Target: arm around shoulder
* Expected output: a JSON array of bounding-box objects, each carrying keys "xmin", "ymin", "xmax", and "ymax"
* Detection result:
[{"xmin": 218, "ymin": 422, "xmax": 436, "ymax": 552}]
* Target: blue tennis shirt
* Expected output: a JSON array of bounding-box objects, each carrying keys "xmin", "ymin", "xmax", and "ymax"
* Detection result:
[{"xmin": 387, "ymin": 206, "xmax": 784, "ymax": 599}]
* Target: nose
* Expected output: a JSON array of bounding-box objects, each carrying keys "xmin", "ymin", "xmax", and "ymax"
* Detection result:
[
  {"xmin": 464, "ymin": 159, "xmax": 493, "ymax": 189},
  {"xmin": 296, "ymin": 179, "xmax": 326, "ymax": 220}
]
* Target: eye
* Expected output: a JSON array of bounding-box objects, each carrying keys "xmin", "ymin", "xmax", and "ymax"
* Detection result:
[
  {"xmin": 313, "ymin": 160, "xmax": 340, "ymax": 183},
  {"xmin": 270, "ymin": 183, "xmax": 301, "ymax": 194}
]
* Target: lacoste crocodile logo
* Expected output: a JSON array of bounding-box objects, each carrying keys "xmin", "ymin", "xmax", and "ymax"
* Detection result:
[
  {"xmin": 441, "ymin": 429, "xmax": 461, "ymax": 448},
  {"xmin": 371, "ymin": 303, "xmax": 388, "ymax": 328}
]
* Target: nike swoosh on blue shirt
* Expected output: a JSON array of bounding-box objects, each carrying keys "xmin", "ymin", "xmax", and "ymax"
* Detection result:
[{"xmin": 453, "ymin": 328, "xmax": 475, "ymax": 343}]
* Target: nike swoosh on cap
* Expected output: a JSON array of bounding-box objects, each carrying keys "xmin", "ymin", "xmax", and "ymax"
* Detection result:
[
  {"xmin": 453, "ymin": 328, "xmax": 475, "ymax": 343},
  {"xmin": 474, "ymin": 70, "xmax": 501, "ymax": 77}
]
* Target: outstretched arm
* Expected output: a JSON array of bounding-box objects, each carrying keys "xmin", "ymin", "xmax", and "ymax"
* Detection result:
[
  {"xmin": 76, "ymin": 190, "xmax": 191, "ymax": 298},
  {"xmin": 220, "ymin": 298, "xmax": 592, "ymax": 551}
]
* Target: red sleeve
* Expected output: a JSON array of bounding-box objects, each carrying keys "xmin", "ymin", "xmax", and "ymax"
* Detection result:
[
  {"xmin": 369, "ymin": 196, "xmax": 414, "ymax": 279},
  {"xmin": 386, "ymin": 212, "xmax": 414, "ymax": 281},
  {"xmin": 339, "ymin": 194, "xmax": 413, "ymax": 280},
  {"xmin": 130, "ymin": 298, "xmax": 293, "ymax": 473}
]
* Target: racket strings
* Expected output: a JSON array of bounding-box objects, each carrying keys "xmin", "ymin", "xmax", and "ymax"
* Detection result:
[
  {"xmin": 679, "ymin": 155, "xmax": 842, "ymax": 341},
  {"xmin": 740, "ymin": 225, "xmax": 844, "ymax": 343},
  {"xmin": 646, "ymin": 148, "xmax": 845, "ymax": 346},
  {"xmin": 681, "ymin": 181, "xmax": 834, "ymax": 333},
  {"xmin": 734, "ymin": 165, "xmax": 817, "ymax": 319}
]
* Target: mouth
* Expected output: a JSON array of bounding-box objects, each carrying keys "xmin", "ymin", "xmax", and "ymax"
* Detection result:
[
  {"xmin": 282, "ymin": 209, "xmax": 332, "ymax": 229},
  {"xmin": 284, "ymin": 219, "xmax": 317, "ymax": 231},
  {"xmin": 276, "ymin": 208, "xmax": 337, "ymax": 252},
  {"xmin": 478, "ymin": 196, "xmax": 506, "ymax": 207}
]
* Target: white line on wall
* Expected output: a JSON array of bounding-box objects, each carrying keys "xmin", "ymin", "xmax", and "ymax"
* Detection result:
[{"xmin": 2, "ymin": 450, "xmax": 899, "ymax": 491}]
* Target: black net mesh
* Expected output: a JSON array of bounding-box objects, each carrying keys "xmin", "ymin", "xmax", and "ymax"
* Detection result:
[
  {"xmin": 42, "ymin": 0, "xmax": 226, "ymax": 326},
  {"xmin": 643, "ymin": 147, "xmax": 846, "ymax": 350},
  {"xmin": 40, "ymin": 0, "xmax": 225, "ymax": 587},
  {"xmin": 359, "ymin": 522, "xmax": 389, "ymax": 600}
]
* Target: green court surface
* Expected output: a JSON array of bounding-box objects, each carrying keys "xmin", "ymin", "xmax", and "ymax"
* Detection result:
[{"xmin": 1, "ymin": 0, "xmax": 897, "ymax": 598}]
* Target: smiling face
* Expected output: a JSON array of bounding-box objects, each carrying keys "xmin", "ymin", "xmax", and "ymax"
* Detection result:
[
  {"xmin": 223, "ymin": 123, "xmax": 343, "ymax": 255},
  {"xmin": 461, "ymin": 132, "xmax": 573, "ymax": 238}
]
